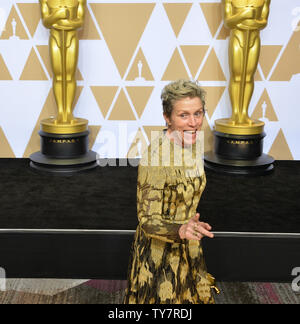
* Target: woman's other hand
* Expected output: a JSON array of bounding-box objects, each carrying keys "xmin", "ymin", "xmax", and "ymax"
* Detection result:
[{"xmin": 179, "ymin": 213, "xmax": 214, "ymax": 240}]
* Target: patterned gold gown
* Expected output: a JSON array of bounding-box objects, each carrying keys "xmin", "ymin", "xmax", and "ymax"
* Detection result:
[{"xmin": 124, "ymin": 131, "xmax": 218, "ymax": 304}]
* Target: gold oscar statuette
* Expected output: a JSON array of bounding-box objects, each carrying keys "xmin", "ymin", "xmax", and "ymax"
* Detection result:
[
  {"xmin": 204, "ymin": 0, "xmax": 274, "ymax": 175},
  {"xmin": 30, "ymin": 0, "xmax": 97, "ymax": 173},
  {"xmin": 40, "ymin": 0, "xmax": 87, "ymax": 134},
  {"xmin": 215, "ymin": 0, "xmax": 271, "ymax": 135}
]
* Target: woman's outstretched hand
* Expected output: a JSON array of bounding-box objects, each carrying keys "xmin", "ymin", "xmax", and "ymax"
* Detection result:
[{"xmin": 179, "ymin": 213, "xmax": 214, "ymax": 241}]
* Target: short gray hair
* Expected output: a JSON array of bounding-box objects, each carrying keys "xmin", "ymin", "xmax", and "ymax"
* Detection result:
[{"xmin": 161, "ymin": 79, "xmax": 206, "ymax": 118}]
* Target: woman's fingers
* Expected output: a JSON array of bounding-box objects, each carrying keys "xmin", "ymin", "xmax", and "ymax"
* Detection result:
[
  {"xmin": 181, "ymin": 219, "xmax": 214, "ymax": 240},
  {"xmin": 186, "ymin": 228, "xmax": 202, "ymax": 240},
  {"xmin": 192, "ymin": 213, "xmax": 200, "ymax": 222},
  {"xmin": 193, "ymin": 223, "xmax": 214, "ymax": 239},
  {"xmin": 200, "ymin": 228, "xmax": 214, "ymax": 238},
  {"xmin": 199, "ymin": 222, "xmax": 212, "ymax": 231}
]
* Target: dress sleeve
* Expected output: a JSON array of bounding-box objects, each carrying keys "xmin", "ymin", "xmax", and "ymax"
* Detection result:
[{"xmin": 137, "ymin": 164, "xmax": 182, "ymax": 244}]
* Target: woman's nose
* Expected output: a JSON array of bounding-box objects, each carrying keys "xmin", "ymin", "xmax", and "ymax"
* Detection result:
[{"xmin": 188, "ymin": 116, "xmax": 197, "ymax": 126}]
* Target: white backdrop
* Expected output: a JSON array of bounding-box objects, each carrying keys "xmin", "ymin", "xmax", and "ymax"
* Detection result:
[{"xmin": 0, "ymin": 0, "xmax": 299, "ymax": 159}]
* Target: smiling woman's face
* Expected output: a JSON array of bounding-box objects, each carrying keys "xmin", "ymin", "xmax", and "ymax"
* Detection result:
[{"xmin": 164, "ymin": 96, "xmax": 205, "ymax": 146}]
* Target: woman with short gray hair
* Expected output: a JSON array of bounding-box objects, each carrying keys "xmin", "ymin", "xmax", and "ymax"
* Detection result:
[{"xmin": 124, "ymin": 79, "xmax": 218, "ymax": 304}]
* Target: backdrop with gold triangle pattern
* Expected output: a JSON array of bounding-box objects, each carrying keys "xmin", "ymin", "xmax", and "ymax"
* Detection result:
[{"xmin": 0, "ymin": 0, "xmax": 299, "ymax": 160}]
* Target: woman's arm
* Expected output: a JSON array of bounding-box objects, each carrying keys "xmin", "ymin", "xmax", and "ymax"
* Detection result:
[
  {"xmin": 138, "ymin": 165, "xmax": 213, "ymax": 243},
  {"xmin": 137, "ymin": 165, "xmax": 183, "ymax": 243}
]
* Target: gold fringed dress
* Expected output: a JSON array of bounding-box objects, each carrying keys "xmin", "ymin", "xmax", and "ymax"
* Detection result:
[{"xmin": 124, "ymin": 131, "xmax": 218, "ymax": 304}]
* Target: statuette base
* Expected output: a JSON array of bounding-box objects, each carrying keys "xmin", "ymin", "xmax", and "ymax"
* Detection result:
[
  {"xmin": 29, "ymin": 130, "xmax": 98, "ymax": 175},
  {"xmin": 204, "ymin": 131, "xmax": 274, "ymax": 176}
]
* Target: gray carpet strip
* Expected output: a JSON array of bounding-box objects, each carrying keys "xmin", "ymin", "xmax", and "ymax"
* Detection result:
[{"xmin": 0, "ymin": 280, "xmax": 299, "ymax": 304}]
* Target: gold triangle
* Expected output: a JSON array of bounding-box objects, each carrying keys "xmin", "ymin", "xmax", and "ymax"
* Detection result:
[
  {"xmin": 88, "ymin": 125, "xmax": 101, "ymax": 150},
  {"xmin": 127, "ymin": 128, "xmax": 148, "ymax": 158},
  {"xmin": 78, "ymin": 9, "xmax": 101, "ymax": 40},
  {"xmin": 90, "ymin": 3, "xmax": 155, "ymax": 78},
  {"xmin": 0, "ymin": 55, "xmax": 13, "ymax": 80},
  {"xmin": 200, "ymin": 3, "xmax": 223, "ymax": 37},
  {"xmin": 90, "ymin": 86, "xmax": 118, "ymax": 119},
  {"xmin": 198, "ymin": 49, "xmax": 226, "ymax": 81},
  {"xmin": 76, "ymin": 69, "xmax": 84, "ymax": 81},
  {"xmin": 108, "ymin": 89, "xmax": 136, "ymax": 120},
  {"xmin": 202, "ymin": 117, "xmax": 214, "ymax": 154},
  {"xmin": 0, "ymin": 5, "xmax": 29, "ymax": 40},
  {"xmin": 202, "ymin": 86, "xmax": 226, "ymax": 119},
  {"xmin": 163, "ymin": 3, "xmax": 192, "ymax": 37},
  {"xmin": 268, "ymin": 129, "xmax": 293, "ymax": 160},
  {"xmin": 143, "ymin": 126, "xmax": 166, "ymax": 143},
  {"xmin": 259, "ymin": 45, "xmax": 283, "ymax": 79},
  {"xmin": 180, "ymin": 45, "xmax": 209, "ymax": 79},
  {"xmin": 23, "ymin": 87, "xmax": 83, "ymax": 157},
  {"xmin": 162, "ymin": 48, "xmax": 189, "ymax": 81},
  {"xmin": 254, "ymin": 69, "xmax": 262, "ymax": 81},
  {"xmin": 0, "ymin": 127, "xmax": 15, "ymax": 157},
  {"xmin": 126, "ymin": 48, "xmax": 154, "ymax": 81},
  {"xmin": 217, "ymin": 25, "xmax": 230, "ymax": 40},
  {"xmin": 17, "ymin": 3, "xmax": 41, "ymax": 38},
  {"xmin": 36, "ymin": 45, "xmax": 83, "ymax": 80},
  {"xmin": 251, "ymin": 89, "xmax": 278, "ymax": 121},
  {"xmin": 126, "ymin": 86, "xmax": 154, "ymax": 118},
  {"xmin": 20, "ymin": 48, "xmax": 48, "ymax": 80},
  {"xmin": 270, "ymin": 22, "xmax": 300, "ymax": 81},
  {"xmin": 23, "ymin": 89, "xmax": 57, "ymax": 157},
  {"xmin": 36, "ymin": 45, "xmax": 52, "ymax": 76}
]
